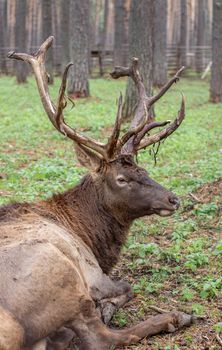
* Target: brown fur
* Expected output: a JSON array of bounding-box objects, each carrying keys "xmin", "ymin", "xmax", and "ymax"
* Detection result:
[
  {"xmin": 0, "ymin": 202, "xmax": 30, "ymax": 222},
  {"xmin": 0, "ymin": 154, "xmax": 188, "ymax": 350},
  {"xmin": 0, "ymin": 174, "xmax": 130, "ymax": 274}
]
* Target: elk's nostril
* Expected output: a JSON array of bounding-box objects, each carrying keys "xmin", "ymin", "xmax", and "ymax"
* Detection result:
[{"xmin": 169, "ymin": 196, "xmax": 180, "ymax": 208}]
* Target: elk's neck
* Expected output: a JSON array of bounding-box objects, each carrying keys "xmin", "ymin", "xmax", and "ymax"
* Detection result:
[{"xmin": 43, "ymin": 175, "xmax": 131, "ymax": 274}]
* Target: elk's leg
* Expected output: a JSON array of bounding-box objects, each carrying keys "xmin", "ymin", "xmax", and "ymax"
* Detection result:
[
  {"xmin": 28, "ymin": 339, "xmax": 47, "ymax": 350},
  {"xmin": 98, "ymin": 292, "xmax": 132, "ymax": 325},
  {"xmin": 0, "ymin": 306, "xmax": 24, "ymax": 350},
  {"xmin": 91, "ymin": 276, "xmax": 133, "ymax": 324},
  {"xmin": 69, "ymin": 299, "xmax": 194, "ymax": 350},
  {"xmin": 46, "ymin": 327, "xmax": 74, "ymax": 350}
]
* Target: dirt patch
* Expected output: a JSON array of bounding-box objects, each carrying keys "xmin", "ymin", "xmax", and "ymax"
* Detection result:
[{"xmin": 191, "ymin": 177, "xmax": 222, "ymax": 204}]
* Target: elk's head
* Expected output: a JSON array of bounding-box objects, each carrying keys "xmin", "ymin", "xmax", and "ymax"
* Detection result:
[{"xmin": 8, "ymin": 37, "xmax": 185, "ymax": 223}]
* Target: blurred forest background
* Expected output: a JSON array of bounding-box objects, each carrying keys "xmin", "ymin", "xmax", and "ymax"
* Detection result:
[{"xmin": 0, "ymin": 0, "xmax": 222, "ymax": 109}]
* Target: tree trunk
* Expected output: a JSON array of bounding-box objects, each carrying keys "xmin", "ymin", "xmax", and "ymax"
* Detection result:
[
  {"xmin": 52, "ymin": 0, "xmax": 61, "ymax": 74},
  {"xmin": 31, "ymin": 0, "xmax": 39, "ymax": 49},
  {"xmin": 178, "ymin": 0, "xmax": 187, "ymax": 68},
  {"xmin": 114, "ymin": 0, "xmax": 130, "ymax": 67},
  {"xmin": 153, "ymin": 0, "xmax": 167, "ymax": 87},
  {"xmin": 123, "ymin": 0, "xmax": 154, "ymax": 120},
  {"xmin": 60, "ymin": 0, "xmax": 70, "ymax": 73},
  {"xmin": 195, "ymin": 0, "xmax": 206, "ymax": 73},
  {"xmin": 167, "ymin": 0, "xmax": 180, "ymax": 47},
  {"xmin": 210, "ymin": 0, "xmax": 222, "ymax": 103},
  {"xmin": 68, "ymin": 0, "xmax": 90, "ymax": 98},
  {"xmin": 42, "ymin": 0, "xmax": 54, "ymax": 84},
  {"xmin": 99, "ymin": 0, "xmax": 109, "ymax": 76},
  {"xmin": 15, "ymin": 0, "xmax": 28, "ymax": 83},
  {"xmin": 0, "ymin": 0, "xmax": 7, "ymax": 73}
]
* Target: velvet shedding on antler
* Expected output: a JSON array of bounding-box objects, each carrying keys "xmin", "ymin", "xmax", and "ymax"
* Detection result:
[{"xmin": 8, "ymin": 36, "xmax": 185, "ymax": 160}]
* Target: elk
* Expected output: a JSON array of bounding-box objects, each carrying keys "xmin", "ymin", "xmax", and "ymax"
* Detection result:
[{"xmin": 0, "ymin": 37, "xmax": 194, "ymax": 350}]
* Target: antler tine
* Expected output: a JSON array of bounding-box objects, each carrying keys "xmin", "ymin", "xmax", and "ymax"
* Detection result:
[
  {"xmin": 106, "ymin": 93, "xmax": 123, "ymax": 158},
  {"xmin": 111, "ymin": 60, "xmax": 186, "ymax": 155},
  {"xmin": 8, "ymin": 36, "xmax": 108, "ymax": 159},
  {"xmin": 55, "ymin": 62, "xmax": 73, "ymax": 131},
  {"xmin": 116, "ymin": 101, "xmax": 148, "ymax": 154},
  {"xmin": 111, "ymin": 58, "xmax": 150, "ymax": 154},
  {"xmin": 148, "ymin": 66, "xmax": 185, "ymax": 108},
  {"xmin": 133, "ymin": 120, "xmax": 171, "ymax": 148},
  {"xmin": 137, "ymin": 93, "xmax": 185, "ymax": 150}
]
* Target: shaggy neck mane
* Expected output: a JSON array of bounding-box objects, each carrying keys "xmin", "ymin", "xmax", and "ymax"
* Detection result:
[
  {"xmin": 0, "ymin": 175, "xmax": 131, "ymax": 273},
  {"xmin": 34, "ymin": 175, "xmax": 130, "ymax": 274}
]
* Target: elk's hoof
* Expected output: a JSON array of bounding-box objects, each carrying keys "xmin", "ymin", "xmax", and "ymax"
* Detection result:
[
  {"xmin": 115, "ymin": 280, "xmax": 133, "ymax": 298},
  {"xmin": 172, "ymin": 311, "xmax": 194, "ymax": 328}
]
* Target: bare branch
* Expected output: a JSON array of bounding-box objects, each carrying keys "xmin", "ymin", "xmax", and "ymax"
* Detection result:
[
  {"xmin": 148, "ymin": 305, "xmax": 169, "ymax": 314},
  {"xmin": 216, "ymin": 333, "xmax": 222, "ymax": 347}
]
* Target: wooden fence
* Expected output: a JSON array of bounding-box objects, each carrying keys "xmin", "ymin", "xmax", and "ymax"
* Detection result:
[{"xmin": 0, "ymin": 45, "xmax": 212, "ymax": 77}]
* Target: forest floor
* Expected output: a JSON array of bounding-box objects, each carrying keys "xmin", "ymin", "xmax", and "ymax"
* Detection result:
[{"xmin": 0, "ymin": 74, "xmax": 222, "ymax": 349}]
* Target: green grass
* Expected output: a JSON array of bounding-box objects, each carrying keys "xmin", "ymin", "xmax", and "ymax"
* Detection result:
[{"xmin": 0, "ymin": 75, "xmax": 222, "ymax": 349}]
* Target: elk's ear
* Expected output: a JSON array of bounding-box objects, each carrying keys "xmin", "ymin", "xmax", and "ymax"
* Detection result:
[{"xmin": 74, "ymin": 143, "xmax": 102, "ymax": 172}]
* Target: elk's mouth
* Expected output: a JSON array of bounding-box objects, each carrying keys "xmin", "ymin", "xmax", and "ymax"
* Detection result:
[
  {"xmin": 157, "ymin": 209, "xmax": 175, "ymax": 217},
  {"xmin": 154, "ymin": 205, "xmax": 179, "ymax": 217}
]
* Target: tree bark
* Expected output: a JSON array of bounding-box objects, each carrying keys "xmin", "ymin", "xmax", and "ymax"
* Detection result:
[
  {"xmin": 15, "ymin": 0, "xmax": 28, "ymax": 83},
  {"xmin": 195, "ymin": 0, "xmax": 206, "ymax": 73},
  {"xmin": 31, "ymin": 0, "xmax": 39, "ymax": 49},
  {"xmin": 114, "ymin": 0, "xmax": 130, "ymax": 67},
  {"xmin": 178, "ymin": 0, "xmax": 187, "ymax": 68},
  {"xmin": 42, "ymin": 0, "xmax": 54, "ymax": 84},
  {"xmin": 68, "ymin": 0, "xmax": 90, "ymax": 98},
  {"xmin": 210, "ymin": 0, "xmax": 222, "ymax": 103},
  {"xmin": 167, "ymin": 0, "xmax": 180, "ymax": 47},
  {"xmin": 0, "ymin": 0, "xmax": 7, "ymax": 73},
  {"xmin": 100, "ymin": 0, "xmax": 109, "ymax": 76},
  {"xmin": 60, "ymin": 0, "xmax": 70, "ymax": 72},
  {"xmin": 123, "ymin": 0, "xmax": 154, "ymax": 120},
  {"xmin": 153, "ymin": 0, "xmax": 167, "ymax": 87}
]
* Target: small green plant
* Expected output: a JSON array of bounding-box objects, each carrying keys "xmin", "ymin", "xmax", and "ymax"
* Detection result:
[
  {"xmin": 171, "ymin": 219, "xmax": 197, "ymax": 242},
  {"xmin": 181, "ymin": 287, "xmax": 194, "ymax": 301},
  {"xmin": 128, "ymin": 242, "xmax": 160, "ymax": 258},
  {"xmin": 112, "ymin": 309, "xmax": 128, "ymax": 327},
  {"xmin": 215, "ymin": 240, "xmax": 222, "ymax": 254},
  {"xmin": 200, "ymin": 278, "xmax": 222, "ymax": 299},
  {"xmin": 164, "ymin": 345, "xmax": 181, "ymax": 350},
  {"xmin": 191, "ymin": 303, "xmax": 205, "ymax": 315},
  {"xmin": 187, "ymin": 238, "xmax": 206, "ymax": 253},
  {"xmin": 184, "ymin": 252, "xmax": 209, "ymax": 271},
  {"xmin": 194, "ymin": 202, "xmax": 218, "ymax": 220},
  {"xmin": 213, "ymin": 322, "xmax": 222, "ymax": 334},
  {"xmin": 160, "ymin": 244, "xmax": 182, "ymax": 263},
  {"xmin": 133, "ymin": 277, "xmax": 162, "ymax": 295}
]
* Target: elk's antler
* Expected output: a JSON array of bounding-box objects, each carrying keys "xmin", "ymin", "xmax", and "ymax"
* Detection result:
[
  {"xmin": 8, "ymin": 37, "xmax": 110, "ymax": 159},
  {"xmin": 8, "ymin": 37, "xmax": 185, "ymax": 161},
  {"xmin": 111, "ymin": 59, "xmax": 185, "ymax": 154}
]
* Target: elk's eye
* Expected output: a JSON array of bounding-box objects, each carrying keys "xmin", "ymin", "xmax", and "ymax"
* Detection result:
[{"xmin": 116, "ymin": 175, "xmax": 128, "ymax": 186}]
